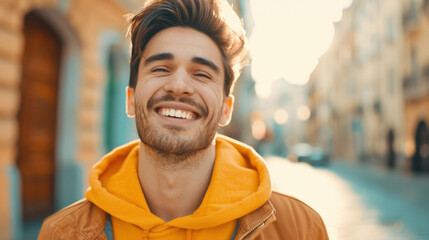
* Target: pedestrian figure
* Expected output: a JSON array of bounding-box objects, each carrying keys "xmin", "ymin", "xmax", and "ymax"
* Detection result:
[
  {"xmin": 39, "ymin": 0, "xmax": 328, "ymax": 239},
  {"xmin": 387, "ymin": 129, "xmax": 396, "ymax": 169}
]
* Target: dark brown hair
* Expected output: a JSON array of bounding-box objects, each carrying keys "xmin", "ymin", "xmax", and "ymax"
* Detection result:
[{"xmin": 126, "ymin": 0, "xmax": 248, "ymax": 96}]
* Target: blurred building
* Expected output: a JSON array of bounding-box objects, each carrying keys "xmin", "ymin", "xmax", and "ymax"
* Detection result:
[
  {"xmin": 308, "ymin": 0, "xmax": 429, "ymax": 173},
  {"xmin": 0, "ymin": 0, "xmax": 141, "ymax": 238},
  {"xmin": 219, "ymin": 0, "xmax": 256, "ymax": 145},
  {"xmin": 221, "ymin": 0, "xmax": 312, "ymax": 157},
  {"xmin": 402, "ymin": 0, "xmax": 429, "ymax": 173},
  {"xmin": 254, "ymin": 79, "xmax": 310, "ymax": 157}
]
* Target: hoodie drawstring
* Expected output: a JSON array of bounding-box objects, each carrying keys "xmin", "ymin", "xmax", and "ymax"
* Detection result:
[
  {"xmin": 142, "ymin": 229, "xmax": 149, "ymax": 240},
  {"xmin": 186, "ymin": 229, "xmax": 192, "ymax": 240}
]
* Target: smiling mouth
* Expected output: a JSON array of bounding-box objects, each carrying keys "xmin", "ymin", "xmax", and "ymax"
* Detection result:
[{"xmin": 157, "ymin": 107, "xmax": 197, "ymax": 120}]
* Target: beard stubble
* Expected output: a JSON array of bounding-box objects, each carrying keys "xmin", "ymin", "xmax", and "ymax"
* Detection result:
[{"xmin": 135, "ymin": 95, "xmax": 221, "ymax": 160}]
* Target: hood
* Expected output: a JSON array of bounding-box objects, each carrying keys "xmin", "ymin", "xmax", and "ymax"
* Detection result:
[{"xmin": 85, "ymin": 134, "xmax": 271, "ymax": 231}]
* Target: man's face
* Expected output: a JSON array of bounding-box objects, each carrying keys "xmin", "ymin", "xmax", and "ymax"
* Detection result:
[{"xmin": 127, "ymin": 27, "xmax": 233, "ymax": 156}]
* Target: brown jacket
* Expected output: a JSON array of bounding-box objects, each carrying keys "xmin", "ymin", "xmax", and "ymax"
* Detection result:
[{"xmin": 39, "ymin": 191, "xmax": 329, "ymax": 240}]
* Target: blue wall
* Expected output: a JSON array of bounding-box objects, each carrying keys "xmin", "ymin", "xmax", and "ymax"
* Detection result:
[
  {"xmin": 56, "ymin": 50, "xmax": 84, "ymax": 210},
  {"xmin": 99, "ymin": 31, "xmax": 138, "ymax": 154},
  {"xmin": 9, "ymin": 165, "xmax": 23, "ymax": 240}
]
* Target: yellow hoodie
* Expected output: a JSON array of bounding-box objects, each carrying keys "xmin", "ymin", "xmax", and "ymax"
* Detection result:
[{"xmin": 85, "ymin": 135, "xmax": 271, "ymax": 240}]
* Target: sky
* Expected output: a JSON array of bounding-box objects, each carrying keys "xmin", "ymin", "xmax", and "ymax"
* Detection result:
[{"xmin": 249, "ymin": 0, "xmax": 353, "ymax": 98}]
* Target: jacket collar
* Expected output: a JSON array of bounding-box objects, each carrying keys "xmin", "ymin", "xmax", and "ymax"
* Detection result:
[
  {"xmin": 234, "ymin": 200, "xmax": 277, "ymax": 240},
  {"xmin": 50, "ymin": 199, "xmax": 108, "ymax": 239},
  {"xmin": 49, "ymin": 198, "xmax": 276, "ymax": 240}
]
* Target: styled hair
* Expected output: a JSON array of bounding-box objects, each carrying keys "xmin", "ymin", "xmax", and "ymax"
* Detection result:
[{"xmin": 126, "ymin": 0, "xmax": 248, "ymax": 96}]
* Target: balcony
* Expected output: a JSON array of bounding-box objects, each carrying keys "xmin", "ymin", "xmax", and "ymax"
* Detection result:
[
  {"xmin": 403, "ymin": 75, "xmax": 418, "ymax": 100},
  {"xmin": 422, "ymin": 64, "xmax": 429, "ymax": 83},
  {"xmin": 402, "ymin": 5, "xmax": 419, "ymax": 32},
  {"xmin": 424, "ymin": 0, "xmax": 429, "ymax": 12},
  {"xmin": 421, "ymin": 64, "xmax": 429, "ymax": 94}
]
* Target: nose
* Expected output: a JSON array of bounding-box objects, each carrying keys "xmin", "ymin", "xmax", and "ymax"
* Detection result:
[{"xmin": 163, "ymin": 69, "xmax": 194, "ymax": 96}]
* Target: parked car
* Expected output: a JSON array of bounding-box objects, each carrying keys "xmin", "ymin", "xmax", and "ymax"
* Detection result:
[{"xmin": 289, "ymin": 143, "xmax": 330, "ymax": 166}]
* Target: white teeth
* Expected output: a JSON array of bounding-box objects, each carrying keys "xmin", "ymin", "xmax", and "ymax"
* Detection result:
[
  {"xmin": 175, "ymin": 110, "xmax": 182, "ymax": 118},
  {"xmin": 159, "ymin": 108, "xmax": 195, "ymax": 120}
]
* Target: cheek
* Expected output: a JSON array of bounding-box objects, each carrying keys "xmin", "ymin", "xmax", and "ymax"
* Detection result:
[
  {"xmin": 136, "ymin": 80, "xmax": 163, "ymax": 100},
  {"xmin": 201, "ymin": 89, "xmax": 224, "ymax": 114},
  {"xmin": 134, "ymin": 91, "xmax": 151, "ymax": 113}
]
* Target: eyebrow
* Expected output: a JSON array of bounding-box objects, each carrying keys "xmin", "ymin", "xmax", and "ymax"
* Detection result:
[
  {"xmin": 143, "ymin": 52, "xmax": 174, "ymax": 65},
  {"xmin": 192, "ymin": 57, "xmax": 220, "ymax": 73},
  {"xmin": 143, "ymin": 52, "xmax": 220, "ymax": 73}
]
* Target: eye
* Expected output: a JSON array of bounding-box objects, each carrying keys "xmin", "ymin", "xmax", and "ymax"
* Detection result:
[
  {"xmin": 152, "ymin": 67, "xmax": 169, "ymax": 73},
  {"xmin": 194, "ymin": 72, "xmax": 211, "ymax": 79}
]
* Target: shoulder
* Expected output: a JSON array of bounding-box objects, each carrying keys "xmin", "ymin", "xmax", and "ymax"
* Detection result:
[
  {"xmin": 38, "ymin": 199, "xmax": 107, "ymax": 240},
  {"xmin": 269, "ymin": 191, "xmax": 322, "ymax": 219},
  {"xmin": 264, "ymin": 191, "xmax": 329, "ymax": 240}
]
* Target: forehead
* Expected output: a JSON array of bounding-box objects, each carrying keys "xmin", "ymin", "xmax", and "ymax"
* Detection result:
[{"xmin": 142, "ymin": 27, "xmax": 223, "ymax": 69}]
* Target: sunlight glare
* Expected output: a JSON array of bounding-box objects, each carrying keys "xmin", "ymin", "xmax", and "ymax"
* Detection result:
[
  {"xmin": 250, "ymin": 0, "xmax": 352, "ymax": 98},
  {"xmin": 274, "ymin": 108, "xmax": 289, "ymax": 125},
  {"xmin": 297, "ymin": 105, "xmax": 311, "ymax": 121},
  {"xmin": 252, "ymin": 120, "xmax": 266, "ymax": 140}
]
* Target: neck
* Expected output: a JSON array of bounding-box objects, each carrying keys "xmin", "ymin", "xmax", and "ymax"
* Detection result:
[{"xmin": 137, "ymin": 141, "xmax": 216, "ymax": 222}]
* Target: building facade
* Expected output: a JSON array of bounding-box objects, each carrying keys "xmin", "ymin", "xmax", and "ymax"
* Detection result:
[
  {"xmin": 308, "ymin": 0, "xmax": 429, "ymax": 173},
  {"xmin": 0, "ymin": 0, "xmax": 139, "ymax": 238}
]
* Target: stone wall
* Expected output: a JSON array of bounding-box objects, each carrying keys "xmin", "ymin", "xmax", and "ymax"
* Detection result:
[{"xmin": 0, "ymin": 0, "xmax": 131, "ymax": 238}]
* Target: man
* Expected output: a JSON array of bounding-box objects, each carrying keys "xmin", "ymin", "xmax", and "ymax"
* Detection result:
[{"xmin": 39, "ymin": 0, "xmax": 329, "ymax": 239}]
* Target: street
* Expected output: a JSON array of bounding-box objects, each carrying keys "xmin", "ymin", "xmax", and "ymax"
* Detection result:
[{"xmin": 265, "ymin": 157, "xmax": 429, "ymax": 240}]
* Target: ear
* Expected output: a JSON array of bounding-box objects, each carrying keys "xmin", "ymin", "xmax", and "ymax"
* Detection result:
[
  {"xmin": 126, "ymin": 87, "xmax": 136, "ymax": 117},
  {"xmin": 219, "ymin": 95, "xmax": 234, "ymax": 127}
]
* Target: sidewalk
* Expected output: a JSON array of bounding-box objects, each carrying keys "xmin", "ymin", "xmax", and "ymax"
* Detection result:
[
  {"xmin": 328, "ymin": 160, "xmax": 429, "ymax": 240},
  {"xmin": 265, "ymin": 157, "xmax": 429, "ymax": 240}
]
